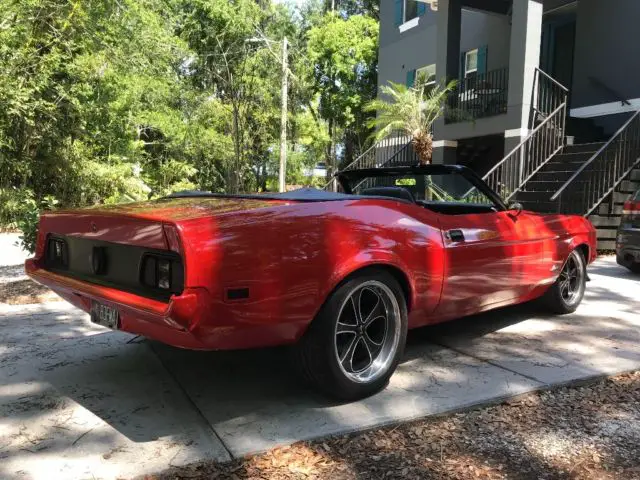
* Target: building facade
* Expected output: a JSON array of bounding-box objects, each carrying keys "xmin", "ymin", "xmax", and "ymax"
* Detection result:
[{"xmin": 377, "ymin": 0, "xmax": 640, "ymax": 174}]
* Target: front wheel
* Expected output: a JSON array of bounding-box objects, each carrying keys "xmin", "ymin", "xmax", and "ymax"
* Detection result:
[
  {"xmin": 542, "ymin": 249, "xmax": 587, "ymax": 314},
  {"xmin": 294, "ymin": 270, "xmax": 408, "ymax": 401}
]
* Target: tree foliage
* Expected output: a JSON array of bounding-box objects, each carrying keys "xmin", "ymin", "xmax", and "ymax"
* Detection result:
[
  {"xmin": 366, "ymin": 78, "xmax": 458, "ymax": 164},
  {"xmin": 0, "ymin": 0, "xmax": 381, "ymax": 239}
]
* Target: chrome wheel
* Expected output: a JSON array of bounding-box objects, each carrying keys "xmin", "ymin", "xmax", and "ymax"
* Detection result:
[
  {"xmin": 558, "ymin": 251, "xmax": 585, "ymax": 306},
  {"xmin": 334, "ymin": 280, "xmax": 401, "ymax": 384}
]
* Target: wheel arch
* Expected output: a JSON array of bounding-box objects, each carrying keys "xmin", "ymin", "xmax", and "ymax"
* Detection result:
[
  {"xmin": 298, "ymin": 262, "xmax": 415, "ymax": 341},
  {"xmin": 575, "ymin": 243, "xmax": 590, "ymax": 264}
]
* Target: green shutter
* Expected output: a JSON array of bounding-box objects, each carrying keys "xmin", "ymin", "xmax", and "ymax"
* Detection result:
[
  {"xmin": 395, "ymin": 0, "xmax": 403, "ymax": 25},
  {"xmin": 417, "ymin": 1, "xmax": 426, "ymax": 16},
  {"xmin": 478, "ymin": 45, "xmax": 488, "ymax": 75},
  {"xmin": 406, "ymin": 69, "xmax": 416, "ymax": 88}
]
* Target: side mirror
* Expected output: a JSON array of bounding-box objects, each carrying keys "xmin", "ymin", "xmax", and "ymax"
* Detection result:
[{"xmin": 508, "ymin": 202, "xmax": 523, "ymax": 218}]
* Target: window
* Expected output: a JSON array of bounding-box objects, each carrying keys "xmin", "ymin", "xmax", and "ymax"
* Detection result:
[
  {"xmin": 415, "ymin": 64, "xmax": 436, "ymax": 86},
  {"xmin": 464, "ymin": 49, "xmax": 478, "ymax": 78},
  {"xmin": 404, "ymin": 0, "xmax": 419, "ymax": 22},
  {"xmin": 395, "ymin": 0, "xmax": 426, "ymax": 29}
]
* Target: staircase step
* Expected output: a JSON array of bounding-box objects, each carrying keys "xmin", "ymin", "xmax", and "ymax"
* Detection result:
[
  {"xmin": 516, "ymin": 191, "xmax": 554, "ymax": 202},
  {"xmin": 522, "ymin": 180, "xmax": 565, "ymax": 192},
  {"xmin": 594, "ymin": 228, "xmax": 619, "ymax": 240},
  {"xmin": 549, "ymin": 152, "xmax": 593, "ymax": 163},
  {"xmin": 529, "ymin": 170, "xmax": 578, "ymax": 182},
  {"xmin": 519, "ymin": 202, "xmax": 559, "ymax": 214},
  {"xmin": 597, "ymin": 204, "xmax": 626, "ymax": 215},
  {"xmin": 619, "ymin": 180, "xmax": 640, "ymax": 193},
  {"xmin": 597, "ymin": 239, "xmax": 617, "ymax": 251},
  {"xmin": 562, "ymin": 142, "xmax": 606, "ymax": 155},
  {"xmin": 589, "ymin": 215, "xmax": 622, "ymax": 227}
]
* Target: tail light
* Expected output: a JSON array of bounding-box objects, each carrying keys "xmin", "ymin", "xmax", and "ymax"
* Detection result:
[
  {"xmin": 46, "ymin": 237, "xmax": 69, "ymax": 269},
  {"xmin": 623, "ymin": 200, "xmax": 640, "ymax": 215},
  {"xmin": 140, "ymin": 254, "xmax": 183, "ymax": 293}
]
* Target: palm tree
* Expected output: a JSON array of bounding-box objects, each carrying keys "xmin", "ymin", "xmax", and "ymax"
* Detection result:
[{"xmin": 365, "ymin": 77, "xmax": 457, "ymax": 165}]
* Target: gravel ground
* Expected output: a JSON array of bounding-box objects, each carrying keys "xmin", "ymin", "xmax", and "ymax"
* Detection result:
[
  {"xmin": 141, "ymin": 371, "xmax": 640, "ymax": 480},
  {"xmin": 0, "ymin": 233, "xmax": 58, "ymax": 304}
]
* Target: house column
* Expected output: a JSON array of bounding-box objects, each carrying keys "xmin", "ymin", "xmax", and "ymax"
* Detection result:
[
  {"xmin": 432, "ymin": 141, "xmax": 458, "ymax": 165},
  {"xmin": 433, "ymin": 0, "xmax": 461, "ymax": 163},
  {"xmin": 504, "ymin": 0, "xmax": 543, "ymax": 154}
]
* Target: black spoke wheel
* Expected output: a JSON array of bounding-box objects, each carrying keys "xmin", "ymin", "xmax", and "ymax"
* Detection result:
[
  {"xmin": 542, "ymin": 249, "xmax": 587, "ymax": 314},
  {"xmin": 294, "ymin": 270, "xmax": 408, "ymax": 401}
]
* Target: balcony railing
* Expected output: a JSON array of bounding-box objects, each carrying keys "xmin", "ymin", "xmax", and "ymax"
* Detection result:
[{"xmin": 446, "ymin": 67, "xmax": 509, "ymax": 123}]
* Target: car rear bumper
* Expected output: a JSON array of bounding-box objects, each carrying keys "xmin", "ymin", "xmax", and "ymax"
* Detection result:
[
  {"xmin": 616, "ymin": 228, "xmax": 640, "ymax": 267},
  {"xmin": 25, "ymin": 259, "xmax": 211, "ymax": 350},
  {"xmin": 26, "ymin": 259, "xmax": 307, "ymax": 350}
]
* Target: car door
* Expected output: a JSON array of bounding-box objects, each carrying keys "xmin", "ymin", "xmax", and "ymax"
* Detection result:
[{"xmin": 434, "ymin": 209, "xmax": 530, "ymax": 318}]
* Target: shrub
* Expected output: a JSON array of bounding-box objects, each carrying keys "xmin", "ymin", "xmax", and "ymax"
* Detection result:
[{"xmin": 16, "ymin": 196, "xmax": 59, "ymax": 254}]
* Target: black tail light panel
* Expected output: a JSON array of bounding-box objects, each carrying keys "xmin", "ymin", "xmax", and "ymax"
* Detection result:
[{"xmin": 43, "ymin": 234, "xmax": 184, "ymax": 301}]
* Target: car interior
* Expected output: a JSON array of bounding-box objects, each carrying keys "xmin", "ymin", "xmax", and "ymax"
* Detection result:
[{"xmin": 359, "ymin": 185, "xmax": 500, "ymax": 215}]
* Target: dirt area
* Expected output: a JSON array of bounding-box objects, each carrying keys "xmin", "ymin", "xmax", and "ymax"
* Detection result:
[
  {"xmin": 0, "ymin": 278, "xmax": 58, "ymax": 304},
  {"xmin": 141, "ymin": 371, "xmax": 640, "ymax": 480}
]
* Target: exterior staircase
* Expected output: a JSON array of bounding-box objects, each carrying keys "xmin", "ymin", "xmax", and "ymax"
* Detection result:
[
  {"xmin": 514, "ymin": 142, "xmax": 606, "ymax": 213},
  {"xmin": 514, "ymin": 139, "xmax": 640, "ymax": 250}
]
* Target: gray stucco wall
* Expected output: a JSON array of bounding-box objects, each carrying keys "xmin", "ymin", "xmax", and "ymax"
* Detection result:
[
  {"xmin": 572, "ymin": 0, "xmax": 640, "ymax": 109},
  {"xmin": 378, "ymin": 3, "xmax": 511, "ymax": 91},
  {"xmin": 460, "ymin": 10, "xmax": 511, "ymax": 72}
]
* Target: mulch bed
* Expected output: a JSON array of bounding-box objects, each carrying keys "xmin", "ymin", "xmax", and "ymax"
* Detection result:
[
  {"xmin": 140, "ymin": 371, "xmax": 640, "ymax": 480},
  {"xmin": 0, "ymin": 279, "xmax": 59, "ymax": 304}
]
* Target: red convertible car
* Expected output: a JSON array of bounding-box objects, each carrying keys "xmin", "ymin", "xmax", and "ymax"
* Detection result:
[{"xmin": 26, "ymin": 165, "xmax": 596, "ymax": 400}]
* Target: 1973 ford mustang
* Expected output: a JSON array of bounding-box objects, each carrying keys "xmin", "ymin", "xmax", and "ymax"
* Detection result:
[{"xmin": 26, "ymin": 165, "xmax": 596, "ymax": 400}]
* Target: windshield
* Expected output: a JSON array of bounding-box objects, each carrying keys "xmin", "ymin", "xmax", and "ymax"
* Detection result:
[{"xmin": 348, "ymin": 172, "xmax": 495, "ymax": 206}]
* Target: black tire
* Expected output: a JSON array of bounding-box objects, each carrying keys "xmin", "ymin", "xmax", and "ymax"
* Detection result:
[
  {"xmin": 627, "ymin": 263, "xmax": 640, "ymax": 274},
  {"xmin": 542, "ymin": 249, "xmax": 587, "ymax": 314},
  {"xmin": 294, "ymin": 269, "xmax": 408, "ymax": 402}
]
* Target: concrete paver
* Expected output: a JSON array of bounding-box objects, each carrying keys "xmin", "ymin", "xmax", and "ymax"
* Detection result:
[
  {"xmin": 0, "ymin": 303, "xmax": 231, "ymax": 480},
  {"xmin": 154, "ymin": 341, "xmax": 541, "ymax": 457},
  {"xmin": 428, "ymin": 260, "xmax": 640, "ymax": 385},
  {"xmin": 1, "ymin": 254, "xmax": 639, "ymax": 479}
]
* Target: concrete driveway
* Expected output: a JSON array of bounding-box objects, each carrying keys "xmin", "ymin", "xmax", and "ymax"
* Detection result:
[{"xmin": 1, "ymin": 249, "xmax": 639, "ymax": 479}]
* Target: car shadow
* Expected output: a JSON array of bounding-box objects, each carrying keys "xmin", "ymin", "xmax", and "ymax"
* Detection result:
[{"xmin": 4, "ymin": 260, "xmax": 638, "ymax": 455}]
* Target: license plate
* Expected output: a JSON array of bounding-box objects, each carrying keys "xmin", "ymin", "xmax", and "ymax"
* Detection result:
[{"xmin": 91, "ymin": 302, "xmax": 120, "ymax": 330}]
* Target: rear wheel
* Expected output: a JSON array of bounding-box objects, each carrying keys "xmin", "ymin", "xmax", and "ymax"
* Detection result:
[
  {"xmin": 542, "ymin": 249, "xmax": 586, "ymax": 314},
  {"xmin": 294, "ymin": 270, "xmax": 408, "ymax": 401}
]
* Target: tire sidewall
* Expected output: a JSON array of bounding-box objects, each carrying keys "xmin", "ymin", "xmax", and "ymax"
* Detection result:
[
  {"xmin": 548, "ymin": 249, "xmax": 587, "ymax": 314},
  {"xmin": 311, "ymin": 270, "xmax": 408, "ymax": 400}
]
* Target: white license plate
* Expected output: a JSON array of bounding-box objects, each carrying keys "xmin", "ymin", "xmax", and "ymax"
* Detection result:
[{"xmin": 91, "ymin": 302, "xmax": 120, "ymax": 330}]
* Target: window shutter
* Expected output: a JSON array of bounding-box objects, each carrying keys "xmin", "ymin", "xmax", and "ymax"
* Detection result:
[
  {"xmin": 478, "ymin": 45, "xmax": 488, "ymax": 75},
  {"xmin": 460, "ymin": 51, "xmax": 466, "ymax": 81},
  {"xmin": 395, "ymin": 0, "xmax": 403, "ymax": 26},
  {"xmin": 417, "ymin": 1, "xmax": 426, "ymax": 16},
  {"xmin": 406, "ymin": 69, "xmax": 416, "ymax": 88}
]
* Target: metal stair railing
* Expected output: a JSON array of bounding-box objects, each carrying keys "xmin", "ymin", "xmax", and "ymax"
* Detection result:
[
  {"xmin": 323, "ymin": 134, "xmax": 412, "ymax": 191},
  {"xmin": 480, "ymin": 102, "xmax": 567, "ymax": 201},
  {"xmin": 350, "ymin": 140, "xmax": 419, "ymax": 192},
  {"xmin": 532, "ymin": 67, "xmax": 569, "ymax": 124},
  {"xmin": 550, "ymin": 110, "xmax": 640, "ymax": 216},
  {"xmin": 461, "ymin": 69, "xmax": 568, "ymax": 201}
]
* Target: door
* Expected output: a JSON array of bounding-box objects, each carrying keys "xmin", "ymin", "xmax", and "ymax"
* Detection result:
[{"xmin": 435, "ymin": 210, "xmax": 529, "ymax": 318}]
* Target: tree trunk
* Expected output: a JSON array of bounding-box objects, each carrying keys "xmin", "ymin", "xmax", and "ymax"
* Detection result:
[{"xmin": 412, "ymin": 131, "xmax": 433, "ymax": 165}]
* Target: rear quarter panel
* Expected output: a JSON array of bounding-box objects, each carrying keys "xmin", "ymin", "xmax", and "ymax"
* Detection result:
[
  {"xmin": 534, "ymin": 213, "xmax": 597, "ymax": 269},
  {"xmin": 178, "ymin": 199, "xmax": 445, "ymax": 346}
]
